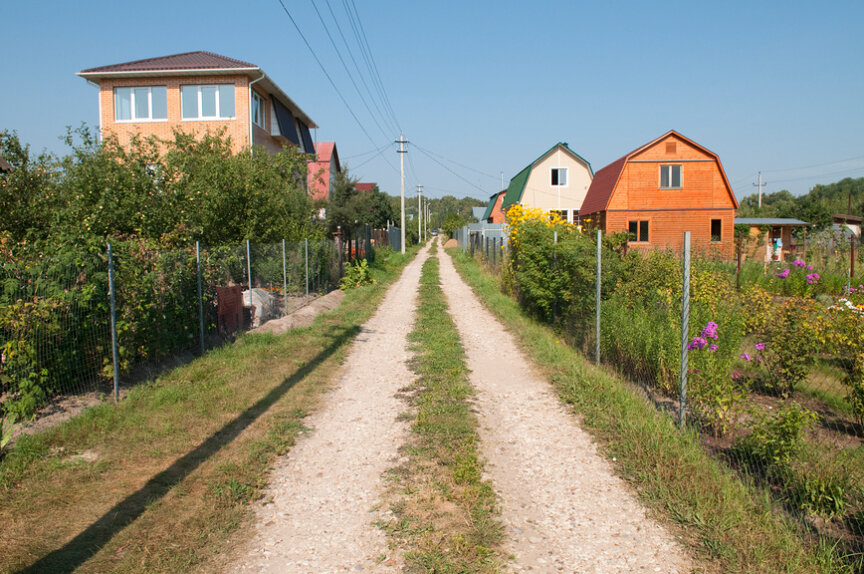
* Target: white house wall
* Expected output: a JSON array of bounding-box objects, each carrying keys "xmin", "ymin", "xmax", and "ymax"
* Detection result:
[{"xmin": 521, "ymin": 149, "xmax": 592, "ymax": 222}]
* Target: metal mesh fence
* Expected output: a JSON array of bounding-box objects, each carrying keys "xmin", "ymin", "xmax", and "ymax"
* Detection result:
[
  {"xmin": 466, "ymin": 223, "xmax": 864, "ymax": 565},
  {"xmin": 1, "ymin": 237, "xmax": 343, "ymax": 442}
]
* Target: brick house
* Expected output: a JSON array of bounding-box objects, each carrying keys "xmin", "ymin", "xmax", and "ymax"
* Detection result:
[
  {"xmin": 78, "ymin": 51, "xmax": 317, "ymax": 155},
  {"xmin": 307, "ymin": 142, "xmax": 340, "ymax": 203},
  {"xmin": 501, "ymin": 143, "xmax": 593, "ymax": 224},
  {"xmin": 482, "ymin": 190, "xmax": 507, "ymax": 224},
  {"xmin": 580, "ymin": 130, "xmax": 738, "ymax": 255}
]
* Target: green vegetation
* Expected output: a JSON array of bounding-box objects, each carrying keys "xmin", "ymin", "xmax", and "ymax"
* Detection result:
[
  {"xmin": 450, "ymin": 247, "xmax": 855, "ymax": 573},
  {"xmin": 737, "ymin": 177, "xmax": 864, "ymax": 227},
  {"xmin": 0, "ymin": 247, "xmax": 415, "ymax": 573},
  {"xmin": 381, "ymin": 248, "xmax": 504, "ymax": 572}
]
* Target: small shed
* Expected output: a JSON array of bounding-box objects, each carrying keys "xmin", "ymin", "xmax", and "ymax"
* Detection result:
[
  {"xmin": 833, "ymin": 214, "xmax": 862, "ymax": 239},
  {"xmin": 734, "ymin": 217, "xmax": 810, "ymax": 262}
]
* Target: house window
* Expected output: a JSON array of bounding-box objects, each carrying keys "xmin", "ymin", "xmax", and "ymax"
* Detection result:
[
  {"xmin": 660, "ymin": 165, "xmax": 681, "ymax": 188},
  {"xmin": 551, "ymin": 167, "xmax": 568, "ymax": 186},
  {"xmin": 181, "ymin": 85, "xmax": 236, "ymax": 120},
  {"xmin": 251, "ymin": 91, "xmax": 266, "ymax": 128},
  {"xmin": 114, "ymin": 86, "xmax": 167, "ymax": 121},
  {"xmin": 628, "ymin": 220, "xmax": 649, "ymax": 242},
  {"xmin": 711, "ymin": 219, "xmax": 722, "ymax": 242},
  {"xmin": 549, "ymin": 209, "xmax": 568, "ymax": 222}
]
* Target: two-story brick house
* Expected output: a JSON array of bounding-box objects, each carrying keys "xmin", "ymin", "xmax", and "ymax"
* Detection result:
[
  {"xmin": 78, "ymin": 51, "xmax": 317, "ymax": 155},
  {"xmin": 580, "ymin": 130, "xmax": 738, "ymax": 255}
]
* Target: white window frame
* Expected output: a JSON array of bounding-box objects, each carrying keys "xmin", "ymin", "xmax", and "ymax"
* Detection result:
[
  {"xmin": 181, "ymin": 84, "xmax": 236, "ymax": 121},
  {"xmin": 660, "ymin": 164, "xmax": 682, "ymax": 189},
  {"xmin": 551, "ymin": 167, "xmax": 568, "ymax": 187},
  {"xmin": 252, "ymin": 91, "xmax": 266, "ymax": 129},
  {"xmin": 114, "ymin": 86, "xmax": 167, "ymax": 122}
]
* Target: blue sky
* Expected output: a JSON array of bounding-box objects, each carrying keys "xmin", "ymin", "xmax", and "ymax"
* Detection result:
[{"xmin": 2, "ymin": 0, "xmax": 863, "ymax": 203}]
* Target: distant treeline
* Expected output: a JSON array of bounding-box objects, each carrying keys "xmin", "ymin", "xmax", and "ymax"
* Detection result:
[{"xmin": 737, "ymin": 177, "xmax": 864, "ymax": 227}]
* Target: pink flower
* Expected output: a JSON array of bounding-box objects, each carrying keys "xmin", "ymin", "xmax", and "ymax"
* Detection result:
[
  {"xmin": 740, "ymin": 353, "xmax": 752, "ymax": 361},
  {"xmin": 701, "ymin": 321, "xmax": 719, "ymax": 340},
  {"xmin": 755, "ymin": 342, "xmax": 765, "ymax": 351},
  {"xmin": 806, "ymin": 273, "xmax": 820, "ymax": 284},
  {"xmin": 793, "ymin": 259, "xmax": 806, "ymax": 267},
  {"xmin": 709, "ymin": 344, "xmax": 719, "ymax": 352},
  {"xmin": 731, "ymin": 370, "xmax": 743, "ymax": 380},
  {"xmin": 806, "ymin": 265, "xmax": 814, "ymax": 271},
  {"xmin": 688, "ymin": 336, "xmax": 708, "ymax": 350},
  {"xmin": 777, "ymin": 269, "xmax": 790, "ymax": 279}
]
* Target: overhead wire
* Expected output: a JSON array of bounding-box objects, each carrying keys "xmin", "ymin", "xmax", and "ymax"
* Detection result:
[
  {"xmin": 411, "ymin": 142, "xmax": 500, "ymax": 182},
  {"xmin": 413, "ymin": 144, "xmax": 488, "ymax": 195},
  {"xmin": 308, "ymin": 0, "xmax": 393, "ymax": 141}
]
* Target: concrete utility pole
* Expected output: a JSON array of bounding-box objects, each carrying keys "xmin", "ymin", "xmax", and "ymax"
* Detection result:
[
  {"xmin": 753, "ymin": 171, "xmax": 767, "ymax": 209},
  {"xmin": 417, "ymin": 184, "xmax": 423, "ymax": 242},
  {"xmin": 396, "ymin": 134, "xmax": 407, "ymax": 253}
]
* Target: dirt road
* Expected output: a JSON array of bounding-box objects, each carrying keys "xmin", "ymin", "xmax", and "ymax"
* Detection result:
[{"xmin": 229, "ymin": 244, "xmax": 431, "ymax": 572}]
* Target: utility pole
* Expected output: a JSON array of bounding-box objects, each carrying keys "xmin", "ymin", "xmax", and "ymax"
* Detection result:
[
  {"xmin": 417, "ymin": 184, "xmax": 423, "ymax": 243},
  {"xmin": 396, "ymin": 134, "xmax": 407, "ymax": 253},
  {"xmin": 753, "ymin": 171, "xmax": 767, "ymax": 209}
]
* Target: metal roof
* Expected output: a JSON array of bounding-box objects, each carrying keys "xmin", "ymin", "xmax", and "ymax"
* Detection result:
[{"xmin": 734, "ymin": 218, "xmax": 810, "ymax": 226}]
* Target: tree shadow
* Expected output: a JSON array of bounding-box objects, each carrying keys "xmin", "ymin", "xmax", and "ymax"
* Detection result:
[{"xmin": 18, "ymin": 325, "xmax": 359, "ymax": 574}]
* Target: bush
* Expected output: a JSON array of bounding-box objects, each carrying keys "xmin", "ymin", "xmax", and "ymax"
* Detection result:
[
  {"xmin": 340, "ymin": 259, "xmax": 376, "ymax": 290},
  {"xmin": 753, "ymin": 299, "xmax": 819, "ymax": 397},
  {"xmin": 734, "ymin": 402, "xmax": 818, "ymax": 468}
]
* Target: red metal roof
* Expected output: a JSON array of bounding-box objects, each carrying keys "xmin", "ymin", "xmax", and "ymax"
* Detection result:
[
  {"xmin": 580, "ymin": 155, "xmax": 627, "ymax": 215},
  {"xmin": 355, "ymin": 183, "xmax": 376, "ymax": 192},
  {"xmin": 80, "ymin": 51, "xmax": 257, "ymax": 74}
]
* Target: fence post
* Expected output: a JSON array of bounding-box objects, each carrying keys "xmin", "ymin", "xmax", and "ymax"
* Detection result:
[
  {"xmin": 736, "ymin": 232, "xmax": 742, "ymax": 291},
  {"xmin": 282, "ymin": 239, "xmax": 287, "ymax": 311},
  {"xmin": 679, "ymin": 231, "xmax": 691, "ymax": 427},
  {"xmin": 196, "ymin": 241, "xmax": 204, "ymax": 355},
  {"xmin": 596, "ymin": 230, "xmax": 601, "ymax": 365},
  {"xmin": 107, "ymin": 243, "xmax": 120, "ymax": 403},
  {"xmin": 553, "ymin": 231, "xmax": 558, "ymax": 323},
  {"xmin": 305, "ymin": 237, "xmax": 309, "ymax": 297},
  {"xmin": 336, "ymin": 226, "xmax": 343, "ymax": 279},
  {"xmin": 485, "ymin": 237, "xmax": 489, "ymax": 260},
  {"xmin": 246, "ymin": 239, "xmax": 253, "ymax": 291},
  {"xmin": 470, "ymin": 233, "xmax": 475, "ymax": 257}
]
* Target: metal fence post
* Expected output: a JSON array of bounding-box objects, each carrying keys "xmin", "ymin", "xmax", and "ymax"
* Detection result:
[
  {"xmin": 282, "ymin": 239, "xmax": 287, "ymax": 311},
  {"xmin": 305, "ymin": 237, "xmax": 309, "ymax": 297},
  {"xmin": 246, "ymin": 239, "xmax": 253, "ymax": 291},
  {"xmin": 107, "ymin": 243, "xmax": 120, "ymax": 403},
  {"xmin": 553, "ymin": 231, "xmax": 558, "ymax": 323},
  {"xmin": 596, "ymin": 230, "xmax": 602, "ymax": 365},
  {"xmin": 679, "ymin": 231, "xmax": 691, "ymax": 427},
  {"xmin": 196, "ymin": 241, "xmax": 204, "ymax": 355}
]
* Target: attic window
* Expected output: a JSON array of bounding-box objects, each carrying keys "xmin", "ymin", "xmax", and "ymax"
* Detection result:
[
  {"xmin": 660, "ymin": 165, "xmax": 681, "ymax": 188},
  {"xmin": 551, "ymin": 167, "xmax": 568, "ymax": 187},
  {"xmin": 666, "ymin": 141, "xmax": 677, "ymax": 154}
]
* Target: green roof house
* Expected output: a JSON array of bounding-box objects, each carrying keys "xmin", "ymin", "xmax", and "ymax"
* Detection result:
[{"xmin": 501, "ymin": 143, "xmax": 593, "ymax": 223}]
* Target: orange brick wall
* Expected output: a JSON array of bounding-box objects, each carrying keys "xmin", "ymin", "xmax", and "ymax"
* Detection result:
[
  {"xmin": 98, "ymin": 75, "xmax": 288, "ymax": 154},
  {"xmin": 605, "ymin": 135, "xmax": 737, "ymax": 257},
  {"xmin": 490, "ymin": 192, "xmax": 507, "ymax": 223}
]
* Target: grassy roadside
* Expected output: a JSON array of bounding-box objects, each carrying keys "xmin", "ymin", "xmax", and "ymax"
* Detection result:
[
  {"xmin": 0, "ymin": 247, "xmax": 417, "ymax": 574},
  {"xmin": 447, "ymin": 247, "xmax": 848, "ymax": 574},
  {"xmin": 381, "ymin": 245, "xmax": 504, "ymax": 573}
]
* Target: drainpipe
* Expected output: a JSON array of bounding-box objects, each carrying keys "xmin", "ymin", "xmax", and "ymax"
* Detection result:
[
  {"xmin": 86, "ymin": 79, "xmax": 102, "ymax": 143},
  {"xmin": 248, "ymin": 73, "xmax": 265, "ymax": 155}
]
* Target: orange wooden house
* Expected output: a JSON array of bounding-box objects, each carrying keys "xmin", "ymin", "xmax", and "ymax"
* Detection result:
[{"xmin": 580, "ymin": 130, "xmax": 738, "ymax": 256}]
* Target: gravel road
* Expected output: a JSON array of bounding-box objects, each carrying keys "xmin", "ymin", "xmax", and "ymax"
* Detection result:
[
  {"xmin": 229, "ymin": 244, "xmax": 430, "ymax": 573},
  {"xmin": 437, "ymin": 248, "xmax": 691, "ymax": 573}
]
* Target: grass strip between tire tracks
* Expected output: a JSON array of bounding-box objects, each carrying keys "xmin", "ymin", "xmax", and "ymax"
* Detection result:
[
  {"xmin": 448, "ymin": 247, "xmax": 851, "ymax": 574},
  {"xmin": 381, "ymin": 244, "xmax": 505, "ymax": 573},
  {"xmin": 0, "ymin": 247, "xmax": 417, "ymax": 574}
]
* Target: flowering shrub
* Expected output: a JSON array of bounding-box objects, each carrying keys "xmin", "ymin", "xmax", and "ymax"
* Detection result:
[{"xmin": 687, "ymin": 320, "xmax": 748, "ymax": 436}]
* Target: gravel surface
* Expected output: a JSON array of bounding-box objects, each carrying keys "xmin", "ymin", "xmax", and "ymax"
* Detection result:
[
  {"xmin": 229, "ymin": 245, "xmax": 430, "ymax": 573},
  {"xmin": 438, "ymin": 248, "xmax": 692, "ymax": 573}
]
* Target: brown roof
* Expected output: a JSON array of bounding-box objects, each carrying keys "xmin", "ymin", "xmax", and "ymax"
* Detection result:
[
  {"xmin": 580, "ymin": 130, "xmax": 738, "ymax": 215},
  {"xmin": 79, "ymin": 51, "xmax": 257, "ymax": 75}
]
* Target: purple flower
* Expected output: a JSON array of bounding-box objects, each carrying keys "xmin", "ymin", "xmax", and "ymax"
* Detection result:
[
  {"xmin": 688, "ymin": 336, "xmax": 708, "ymax": 351},
  {"xmin": 793, "ymin": 259, "xmax": 806, "ymax": 267},
  {"xmin": 806, "ymin": 273, "xmax": 820, "ymax": 284},
  {"xmin": 740, "ymin": 353, "xmax": 752, "ymax": 362},
  {"xmin": 777, "ymin": 269, "xmax": 790, "ymax": 279},
  {"xmin": 709, "ymin": 344, "xmax": 719, "ymax": 352},
  {"xmin": 806, "ymin": 265, "xmax": 814, "ymax": 271},
  {"xmin": 755, "ymin": 342, "xmax": 765, "ymax": 351},
  {"xmin": 701, "ymin": 321, "xmax": 719, "ymax": 340}
]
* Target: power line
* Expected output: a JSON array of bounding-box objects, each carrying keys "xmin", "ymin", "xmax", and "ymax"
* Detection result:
[
  {"xmin": 413, "ymin": 144, "xmax": 488, "ymax": 195},
  {"xmin": 350, "ymin": 143, "xmax": 399, "ymax": 172},
  {"xmin": 342, "ymin": 143, "xmax": 391, "ymax": 160},
  {"xmin": 322, "ymin": 0, "xmax": 399, "ymax": 136},
  {"xmin": 308, "ymin": 0, "xmax": 393, "ymax": 141},
  {"xmin": 341, "ymin": 0, "xmax": 402, "ymax": 132},
  {"xmin": 412, "ymin": 142, "xmax": 500, "ymax": 181},
  {"xmin": 274, "ymin": 0, "xmax": 390, "ymax": 159},
  {"xmin": 763, "ymin": 154, "xmax": 864, "ymax": 175}
]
